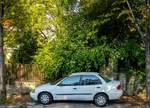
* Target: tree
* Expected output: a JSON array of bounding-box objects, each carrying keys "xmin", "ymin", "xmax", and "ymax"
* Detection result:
[
  {"xmin": 0, "ymin": 0, "xmax": 147, "ymax": 101},
  {"xmin": 34, "ymin": 0, "xmax": 144, "ymax": 82},
  {"xmin": 143, "ymin": 0, "xmax": 150, "ymax": 101},
  {"xmin": 122, "ymin": 0, "xmax": 150, "ymax": 100},
  {"xmin": 0, "ymin": 0, "xmax": 52, "ymax": 101},
  {"xmin": 0, "ymin": 0, "xmax": 6, "ymax": 102},
  {"xmin": 3, "ymin": 0, "xmax": 51, "ymax": 63}
]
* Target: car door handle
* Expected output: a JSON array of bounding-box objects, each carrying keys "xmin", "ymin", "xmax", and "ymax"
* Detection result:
[
  {"xmin": 73, "ymin": 88, "xmax": 77, "ymax": 90},
  {"xmin": 96, "ymin": 87, "xmax": 101, "ymax": 88}
]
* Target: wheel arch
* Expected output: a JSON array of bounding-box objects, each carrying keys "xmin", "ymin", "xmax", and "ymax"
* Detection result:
[
  {"xmin": 38, "ymin": 91, "xmax": 53, "ymax": 100},
  {"xmin": 93, "ymin": 92, "xmax": 109, "ymax": 100}
]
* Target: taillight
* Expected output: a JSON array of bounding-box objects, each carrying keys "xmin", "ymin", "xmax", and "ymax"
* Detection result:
[{"xmin": 117, "ymin": 84, "xmax": 122, "ymax": 90}]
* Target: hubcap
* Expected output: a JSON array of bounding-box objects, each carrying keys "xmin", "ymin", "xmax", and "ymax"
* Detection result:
[
  {"xmin": 40, "ymin": 94, "xmax": 50, "ymax": 104},
  {"xmin": 96, "ymin": 95, "xmax": 106, "ymax": 106}
]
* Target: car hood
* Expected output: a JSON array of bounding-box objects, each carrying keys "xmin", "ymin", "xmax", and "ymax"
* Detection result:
[{"xmin": 36, "ymin": 83, "xmax": 55, "ymax": 89}]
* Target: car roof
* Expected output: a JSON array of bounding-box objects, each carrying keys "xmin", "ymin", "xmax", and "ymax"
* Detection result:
[{"xmin": 70, "ymin": 72, "xmax": 99, "ymax": 76}]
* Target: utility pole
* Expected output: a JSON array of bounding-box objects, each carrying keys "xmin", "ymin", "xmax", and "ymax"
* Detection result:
[{"xmin": 0, "ymin": 0, "xmax": 6, "ymax": 102}]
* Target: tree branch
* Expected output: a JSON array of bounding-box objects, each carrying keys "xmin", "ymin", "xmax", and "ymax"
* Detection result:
[
  {"xmin": 125, "ymin": 0, "xmax": 145, "ymax": 38},
  {"xmin": 146, "ymin": 0, "xmax": 150, "ymax": 5},
  {"xmin": 39, "ymin": 30, "xmax": 48, "ymax": 40}
]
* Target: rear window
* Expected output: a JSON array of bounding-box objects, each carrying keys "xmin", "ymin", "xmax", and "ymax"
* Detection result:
[{"xmin": 99, "ymin": 74, "xmax": 111, "ymax": 83}]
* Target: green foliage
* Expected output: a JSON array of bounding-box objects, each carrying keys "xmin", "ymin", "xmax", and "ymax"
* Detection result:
[
  {"xmin": 4, "ymin": 0, "xmax": 49, "ymax": 63},
  {"xmin": 3, "ymin": 0, "xmax": 146, "ymax": 84},
  {"xmin": 33, "ymin": 0, "xmax": 146, "ymax": 81},
  {"xmin": 0, "ymin": 96, "xmax": 5, "ymax": 104},
  {"xmin": 34, "ymin": 22, "xmax": 107, "ymax": 80},
  {"xmin": 11, "ymin": 31, "xmax": 38, "ymax": 63}
]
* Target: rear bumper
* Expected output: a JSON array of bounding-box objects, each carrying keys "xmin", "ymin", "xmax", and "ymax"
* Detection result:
[{"xmin": 108, "ymin": 90, "xmax": 123, "ymax": 100}]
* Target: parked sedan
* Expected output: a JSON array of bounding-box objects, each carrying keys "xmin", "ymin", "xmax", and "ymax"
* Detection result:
[{"xmin": 30, "ymin": 72, "xmax": 123, "ymax": 107}]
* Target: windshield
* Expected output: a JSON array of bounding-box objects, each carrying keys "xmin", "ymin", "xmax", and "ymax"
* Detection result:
[
  {"xmin": 51, "ymin": 78, "xmax": 64, "ymax": 85},
  {"xmin": 99, "ymin": 74, "xmax": 111, "ymax": 83}
]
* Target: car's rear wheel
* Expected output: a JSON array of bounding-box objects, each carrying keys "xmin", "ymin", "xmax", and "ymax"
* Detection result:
[
  {"xmin": 94, "ymin": 93, "xmax": 108, "ymax": 107},
  {"xmin": 38, "ymin": 92, "xmax": 53, "ymax": 104}
]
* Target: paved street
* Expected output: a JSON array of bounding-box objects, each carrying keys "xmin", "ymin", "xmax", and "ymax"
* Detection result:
[
  {"xmin": 27, "ymin": 101, "xmax": 132, "ymax": 108},
  {"xmin": 0, "ymin": 101, "xmax": 148, "ymax": 108}
]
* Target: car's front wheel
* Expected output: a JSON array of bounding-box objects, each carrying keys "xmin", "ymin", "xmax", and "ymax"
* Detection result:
[
  {"xmin": 94, "ymin": 93, "xmax": 108, "ymax": 107},
  {"xmin": 38, "ymin": 92, "xmax": 53, "ymax": 104}
]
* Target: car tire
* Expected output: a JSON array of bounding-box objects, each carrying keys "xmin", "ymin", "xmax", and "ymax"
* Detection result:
[
  {"xmin": 38, "ymin": 92, "xmax": 53, "ymax": 104},
  {"xmin": 94, "ymin": 93, "xmax": 108, "ymax": 107}
]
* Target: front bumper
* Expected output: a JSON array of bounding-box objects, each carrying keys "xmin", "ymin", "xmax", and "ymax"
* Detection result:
[{"xmin": 30, "ymin": 91, "xmax": 38, "ymax": 101}]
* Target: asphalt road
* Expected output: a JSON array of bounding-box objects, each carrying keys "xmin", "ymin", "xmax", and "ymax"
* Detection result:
[{"xmin": 27, "ymin": 101, "xmax": 132, "ymax": 108}]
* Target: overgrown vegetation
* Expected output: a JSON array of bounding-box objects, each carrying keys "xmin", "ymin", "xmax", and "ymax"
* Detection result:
[
  {"xmin": 33, "ymin": 0, "xmax": 146, "ymax": 83},
  {"xmin": 1, "ymin": 0, "xmax": 149, "ymax": 100}
]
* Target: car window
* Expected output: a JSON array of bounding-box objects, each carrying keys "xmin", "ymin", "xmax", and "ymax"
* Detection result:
[
  {"xmin": 51, "ymin": 78, "xmax": 64, "ymax": 85},
  {"xmin": 81, "ymin": 75, "xmax": 102, "ymax": 85},
  {"xmin": 58, "ymin": 75, "xmax": 80, "ymax": 86},
  {"xmin": 99, "ymin": 74, "xmax": 111, "ymax": 83}
]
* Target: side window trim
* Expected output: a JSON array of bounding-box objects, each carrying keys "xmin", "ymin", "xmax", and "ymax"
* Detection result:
[
  {"xmin": 80, "ymin": 75, "xmax": 102, "ymax": 85},
  {"xmin": 57, "ymin": 75, "xmax": 81, "ymax": 86}
]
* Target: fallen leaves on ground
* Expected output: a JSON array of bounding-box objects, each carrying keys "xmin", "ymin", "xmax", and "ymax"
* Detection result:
[
  {"xmin": 7, "ymin": 94, "xmax": 32, "ymax": 105},
  {"xmin": 120, "ymin": 95, "xmax": 147, "ymax": 106}
]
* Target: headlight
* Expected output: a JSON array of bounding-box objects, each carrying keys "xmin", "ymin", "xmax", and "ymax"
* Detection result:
[
  {"xmin": 31, "ymin": 88, "xmax": 35, "ymax": 93},
  {"xmin": 31, "ymin": 84, "xmax": 40, "ymax": 93}
]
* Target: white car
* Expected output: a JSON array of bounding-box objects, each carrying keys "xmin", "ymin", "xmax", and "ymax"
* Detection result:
[{"xmin": 30, "ymin": 72, "xmax": 123, "ymax": 107}]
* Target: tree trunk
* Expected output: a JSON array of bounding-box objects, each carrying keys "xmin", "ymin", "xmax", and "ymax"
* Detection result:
[
  {"xmin": 146, "ymin": 44, "xmax": 150, "ymax": 101},
  {"xmin": 145, "ymin": 0, "xmax": 150, "ymax": 101},
  {"xmin": 145, "ymin": 28, "xmax": 150, "ymax": 101},
  {"xmin": 0, "ymin": 0, "xmax": 6, "ymax": 101}
]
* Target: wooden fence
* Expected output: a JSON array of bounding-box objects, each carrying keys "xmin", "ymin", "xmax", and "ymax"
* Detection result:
[{"xmin": 5, "ymin": 63, "xmax": 44, "ymax": 84}]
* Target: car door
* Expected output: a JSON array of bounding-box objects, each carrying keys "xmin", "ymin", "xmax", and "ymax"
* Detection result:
[
  {"xmin": 78, "ymin": 75, "xmax": 103, "ymax": 100},
  {"xmin": 54, "ymin": 75, "xmax": 81, "ymax": 100}
]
